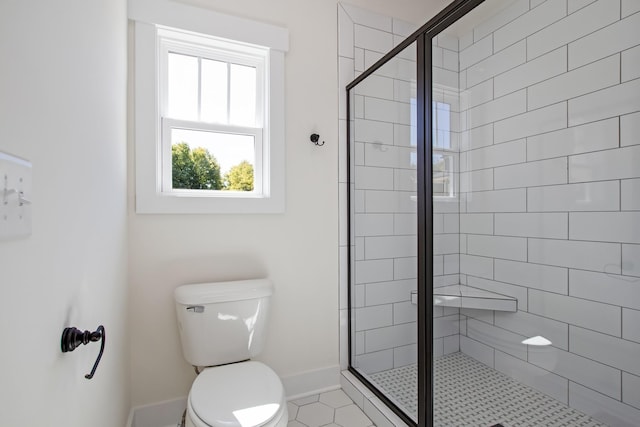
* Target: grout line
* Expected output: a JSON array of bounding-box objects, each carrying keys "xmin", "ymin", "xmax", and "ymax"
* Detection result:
[
  {"xmin": 619, "ymin": 179, "xmax": 622, "ymax": 210},
  {"xmin": 618, "ymin": 116, "xmax": 622, "ymax": 148}
]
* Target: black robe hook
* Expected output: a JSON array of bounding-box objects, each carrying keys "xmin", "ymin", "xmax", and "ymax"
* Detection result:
[
  {"xmin": 61, "ymin": 325, "xmax": 105, "ymax": 379},
  {"xmin": 310, "ymin": 133, "xmax": 325, "ymax": 146}
]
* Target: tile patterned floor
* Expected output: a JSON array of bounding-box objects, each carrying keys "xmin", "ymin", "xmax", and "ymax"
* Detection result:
[
  {"xmin": 287, "ymin": 389, "xmax": 375, "ymax": 427},
  {"xmin": 368, "ymin": 352, "xmax": 607, "ymax": 427}
]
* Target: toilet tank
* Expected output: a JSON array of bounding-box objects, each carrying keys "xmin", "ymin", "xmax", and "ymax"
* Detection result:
[{"xmin": 174, "ymin": 279, "xmax": 273, "ymax": 367}]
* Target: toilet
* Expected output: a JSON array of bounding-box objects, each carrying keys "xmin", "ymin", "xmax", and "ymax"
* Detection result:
[{"xmin": 174, "ymin": 279, "xmax": 288, "ymax": 427}]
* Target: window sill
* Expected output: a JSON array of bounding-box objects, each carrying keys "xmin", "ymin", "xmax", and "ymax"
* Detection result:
[{"xmin": 136, "ymin": 191, "xmax": 284, "ymax": 214}]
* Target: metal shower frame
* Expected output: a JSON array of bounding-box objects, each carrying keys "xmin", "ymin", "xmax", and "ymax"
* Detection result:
[{"xmin": 345, "ymin": 0, "xmax": 485, "ymax": 425}]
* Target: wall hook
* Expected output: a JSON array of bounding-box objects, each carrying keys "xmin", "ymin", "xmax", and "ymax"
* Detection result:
[
  {"xmin": 310, "ymin": 133, "xmax": 325, "ymax": 146},
  {"xmin": 61, "ymin": 325, "xmax": 105, "ymax": 379}
]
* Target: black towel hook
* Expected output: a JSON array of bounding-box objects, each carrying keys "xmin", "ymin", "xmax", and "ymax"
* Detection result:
[
  {"xmin": 310, "ymin": 133, "xmax": 325, "ymax": 146},
  {"xmin": 61, "ymin": 325, "xmax": 105, "ymax": 379}
]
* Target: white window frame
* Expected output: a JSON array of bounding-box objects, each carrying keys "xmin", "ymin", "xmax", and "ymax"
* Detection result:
[
  {"xmin": 158, "ymin": 29, "xmax": 266, "ymax": 197},
  {"xmin": 130, "ymin": 0, "xmax": 288, "ymax": 213}
]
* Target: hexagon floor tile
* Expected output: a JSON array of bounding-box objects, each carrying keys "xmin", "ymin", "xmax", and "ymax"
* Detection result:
[{"xmin": 288, "ymin": 389, "xmax": 375, "ymax": 427}]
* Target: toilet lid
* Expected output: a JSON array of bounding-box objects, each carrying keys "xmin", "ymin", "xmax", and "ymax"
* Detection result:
[{"xmin": 190, "ymin": 361, "xmax": 284, "ymax": 427}]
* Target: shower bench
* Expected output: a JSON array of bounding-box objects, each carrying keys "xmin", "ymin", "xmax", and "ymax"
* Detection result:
[{"xmin": 411, "ymin": 285, "xmax": 517, "ymax": 312}]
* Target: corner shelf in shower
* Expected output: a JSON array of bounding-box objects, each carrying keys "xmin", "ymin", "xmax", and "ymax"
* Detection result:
[{"xmin": 411, "ymin": 285, "xmax": 517, "ymax": 312}]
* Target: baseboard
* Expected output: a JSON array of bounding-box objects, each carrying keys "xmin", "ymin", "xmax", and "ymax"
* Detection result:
[
  {"xmin": 126, "ymin": 364, "xmax": 341, "ymax": 427},
  {"xmin": 127, "ymin": 396, "xmax": 187, "ymax": 427},
  {"xmin": 126, "ymin": 408, "xmax": 135, "ymax": 427},
  {"xmin": 281, "ymin": 364, "xmax": 341, "ymax": 399}
]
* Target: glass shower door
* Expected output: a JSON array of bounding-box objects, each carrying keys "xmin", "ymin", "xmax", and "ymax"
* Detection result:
[
  {"xmin": 348, "ymin": 40, "xmax": 419, "ymax": 424},
  {"xmin": 430, "ymin": 1, "xmax": 640, "ymax": 426}
]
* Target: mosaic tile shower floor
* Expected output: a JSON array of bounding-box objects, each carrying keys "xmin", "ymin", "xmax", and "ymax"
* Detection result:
[{"xmin": 368, "ymin": 352, "xmax": 607, "ymax": 427}]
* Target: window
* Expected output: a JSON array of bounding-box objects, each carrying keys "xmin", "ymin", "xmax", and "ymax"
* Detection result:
[
  {"xmin": 130, "ymin": 0, "xmax": 288, "ymax": 213},
  {"xmin": 159, "ymin": 29, "xmax": 265, "ymax": 195},
  {"xmin": 410, "ymin": 97, "xmax": 456, "ymax": 198},
  {"xmin": 432, "ymin": 101, "xmax": 456, "ymax": 198}
]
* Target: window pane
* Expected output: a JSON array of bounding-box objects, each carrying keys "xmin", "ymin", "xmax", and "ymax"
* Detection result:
[
  {"xmin": 432, "ymin": 102, "xmax": 451, "ymax": 149},
  {"xmin": 201, "ymin": 59, "xmax": 228, "ymax": 124},
  {"xmin": 167, "ymin": 53, "xmax": 199, "ymax": 121},
  {"xmin": 171, "ymin": 128, "xmax": 255, "ymax": 191},
  {"xmin": 229, "ymin": 64, "xmax": 256, "ymax": 126},
  {"xmin": 433, "ymin": 152, "xmax": 454, "ymax": 196}
]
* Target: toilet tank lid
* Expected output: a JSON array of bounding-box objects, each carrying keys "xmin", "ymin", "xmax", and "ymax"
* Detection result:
[{"xmin": 174, "ymin": 279, "xmax": 273, "ymax": 305}]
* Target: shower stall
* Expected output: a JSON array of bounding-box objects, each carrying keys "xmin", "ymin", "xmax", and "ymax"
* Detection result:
[{"xmin": 345, "ymin": 0, "xmax": 640, "ymax": 425}]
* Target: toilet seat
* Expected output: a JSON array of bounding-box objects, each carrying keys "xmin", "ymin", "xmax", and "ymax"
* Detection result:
[{"xmin": 187, "ymin": 361, "xmax": 287, "ymax": 427}]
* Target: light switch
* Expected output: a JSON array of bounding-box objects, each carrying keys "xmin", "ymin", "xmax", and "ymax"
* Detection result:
[{"xmin": 0, "ymin": 151, "xmax": 32, "ymax": 241}]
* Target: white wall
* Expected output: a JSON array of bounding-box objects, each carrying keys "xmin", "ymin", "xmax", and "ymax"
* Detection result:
[
  {"xmin": 128, "ymin": 0, "xmax": 439, "ymax": 408},
  {"xmin": 0, "ymin": 1, "xmax": 129, "ymax": 426}
]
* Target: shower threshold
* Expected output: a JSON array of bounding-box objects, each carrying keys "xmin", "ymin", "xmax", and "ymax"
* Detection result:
[{"xmin": 367, "ymin": 352, "xmax": 606, "ymax": 427}]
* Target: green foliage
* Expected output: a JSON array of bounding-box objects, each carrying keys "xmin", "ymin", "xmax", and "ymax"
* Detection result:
[
  {"xmin": 171, "ymin": 142, "xmax": 222, "ymax": 190},
  {"xmin": 172, "ymin": 142, "xmax": 254, "ymax": 192},
  {"xmin": 224, "ymin": 160, "xmax": 254, "ymax": 191}
]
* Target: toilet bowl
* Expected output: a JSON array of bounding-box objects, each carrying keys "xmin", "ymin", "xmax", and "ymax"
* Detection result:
[
  {"xmin": 174, "ymin": 280, "xmax": 288, "ymax": 427},
  {"xmin": 185, "ymin": 361, "xmax": 287, "ymax": 427},
  {"xmin": 186, "ymin": 361, "xmax": 288, "ymax": 427}
]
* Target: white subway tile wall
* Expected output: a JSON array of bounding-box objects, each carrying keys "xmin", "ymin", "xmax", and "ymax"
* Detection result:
[
  {"xmin": 341, "ymin": 2, "xmax": 465, "ymax": 378},
  {"xmin": 456, "ymin": 1, "xmax": 640, "ymax": 424},
  {"xmin": 339, "ymin": 1, "xmax": 640, "ymax": 425},
  {"xmin": 353, "ymin": 31, "xmax": 421, "ymax": 367}
]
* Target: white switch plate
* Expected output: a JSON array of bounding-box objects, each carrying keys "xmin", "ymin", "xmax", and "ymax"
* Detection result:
[{"xmin": 0, "ymin": 151, "xmax": 32, "ymax": 241}]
